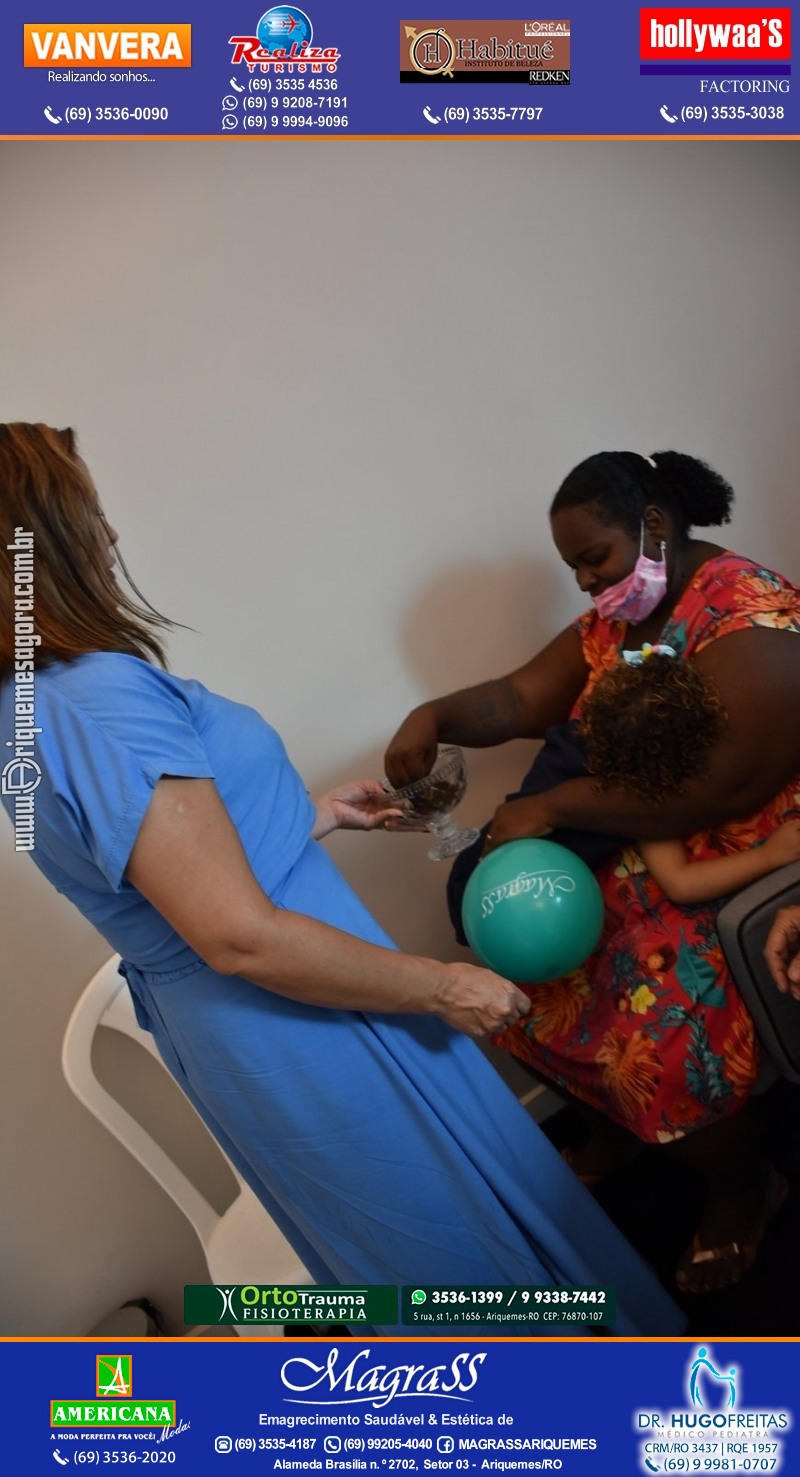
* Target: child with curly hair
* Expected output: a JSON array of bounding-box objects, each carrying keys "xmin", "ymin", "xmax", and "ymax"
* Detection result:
[
  {"xmin": 580, "ymin": 646, "xmax": 800, "ymax": 903},
  {"xmin": 449, "ymin": 646, "xmax": 800, "ymax": 939}
]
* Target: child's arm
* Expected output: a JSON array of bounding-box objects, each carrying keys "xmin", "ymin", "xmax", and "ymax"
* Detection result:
[{"xmin": 640, "ymin": 821, "xmax": 800, "ymax": 906}]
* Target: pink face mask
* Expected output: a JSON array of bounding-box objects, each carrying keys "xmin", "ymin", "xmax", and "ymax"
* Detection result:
[{"xmin": 592, "ymin": 523, "xmax": 667, "ymax": 624}]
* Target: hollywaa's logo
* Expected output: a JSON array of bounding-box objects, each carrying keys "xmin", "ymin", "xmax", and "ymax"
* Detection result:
[
  {"xmin": 639, "ymin": 8, "xmax": 791, "ymax": 62},
  {"xmin": 281, "ymin": 1348, "xmax": 486, "ymax": 1410},
  {"xmin": 229, "ymin": 6, "xmax": 339, "ymax": 74}
]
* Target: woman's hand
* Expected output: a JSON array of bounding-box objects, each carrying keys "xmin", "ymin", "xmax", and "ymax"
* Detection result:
[
  {"xmin": 432, "ymin": 962, "xmax": 531, "ymax": 1038},
  {"xmin": 384, "ymin": 707, "xmax": 440, "ymax": 788},
  {"xmin": 763, "ymin": 904, "xmax": 800, "ymax": 999},
  {"xmin": 312, "ymin": 781, "xmax": 405, "ymax": 840},
  {"xmin": 483, "ymin": 795, "xmax": 554, "ymax": 854}
]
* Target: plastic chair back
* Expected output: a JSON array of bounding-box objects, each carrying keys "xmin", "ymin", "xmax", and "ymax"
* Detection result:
[{"xmin": 62, "ymin": 955, "xmax": 312, "ymax": 1336}]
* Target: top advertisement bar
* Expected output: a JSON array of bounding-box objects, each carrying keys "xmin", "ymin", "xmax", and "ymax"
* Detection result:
[{"xmin": 0, "ymin": 2, "xmax": 797, "ymax": 138}]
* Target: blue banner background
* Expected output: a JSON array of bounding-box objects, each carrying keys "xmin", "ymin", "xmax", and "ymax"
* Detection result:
[{"xmin": 0, "ymin": 1, "xmax": 795, "ymax": 137}]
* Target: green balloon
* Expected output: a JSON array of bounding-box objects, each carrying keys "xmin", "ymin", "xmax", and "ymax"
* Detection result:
[{"xmin": 461, "ymin": 838, "xmax": 604, "ymax": 984}]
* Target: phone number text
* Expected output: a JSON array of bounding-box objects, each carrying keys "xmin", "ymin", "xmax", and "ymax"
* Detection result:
[
  {"xmin": 443, "ymin": 106, "xmax": 543, "ymax": 123},
  {"xmin": 64, "ymin": 107, "xmax": 168, "ymax": 122}
]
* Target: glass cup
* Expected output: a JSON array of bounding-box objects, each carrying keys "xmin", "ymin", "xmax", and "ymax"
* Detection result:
[{"xmin": 383, "ymin": 744, "xmax": 480, "ymax": 861}]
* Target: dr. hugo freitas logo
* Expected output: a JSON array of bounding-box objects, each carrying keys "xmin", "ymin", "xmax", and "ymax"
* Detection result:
[{"xmin": 635, "ymin": 1345, "xmax": 792, "ymax": 1473}]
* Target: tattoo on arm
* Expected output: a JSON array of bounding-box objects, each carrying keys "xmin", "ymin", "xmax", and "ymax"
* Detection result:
[{"xmin": 442, "ymin": 681, "xmax": 522, "ymax": 746}]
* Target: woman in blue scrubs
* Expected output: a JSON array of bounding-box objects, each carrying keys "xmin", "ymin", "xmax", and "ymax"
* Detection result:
[{"xmin": 0, "ymin": 423, "xmax": 683, "ymax": 1336}]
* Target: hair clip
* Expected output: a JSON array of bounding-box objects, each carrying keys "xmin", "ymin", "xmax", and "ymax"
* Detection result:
[
  {"xmin": 622, "ymin": 643, "xmax": 677, "ymax": 666},
  {"xmin": 642, "ymin": 454, "xmax": 657, "ymax": 468}
]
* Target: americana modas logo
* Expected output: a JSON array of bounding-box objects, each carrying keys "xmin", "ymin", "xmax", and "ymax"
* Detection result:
[{"xmin": 50, "ymin": 1354, "xmax": 176, "ymax": 1429}]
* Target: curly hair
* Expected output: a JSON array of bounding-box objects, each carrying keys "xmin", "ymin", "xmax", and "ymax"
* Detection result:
[
  {"xmin": 549, "ymin": 450, "xmax": 734, "ymax": 540},
  {"xmin": 579, "ymin": 653, "xmax": 728, "ymax": 806}
]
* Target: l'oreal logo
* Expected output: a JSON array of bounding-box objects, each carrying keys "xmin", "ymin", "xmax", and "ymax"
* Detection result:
[
  {"xmin": 23, "ymin": 24, "xmax": 192, "ymax": 67},
  {"xmin": 281, "ymin": 1349, "xmax": 487, "ymax": 1409}
]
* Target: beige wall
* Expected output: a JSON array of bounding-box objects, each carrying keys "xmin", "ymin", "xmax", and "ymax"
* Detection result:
[{"xmin": 1, "ymin": 140, "xmax": 798, "ymax": 1333}]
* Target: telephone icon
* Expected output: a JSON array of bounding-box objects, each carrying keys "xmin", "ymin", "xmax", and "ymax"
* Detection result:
[
  {"xmin": 660, "ymin": 105, "xmax": 678, "ymax": 123},
  {"xmin": 423, "ymin": 106, "xmax": 441, "ymax": 125},
  {"xmin": 44, "ymin": 106, "xmax": 63, "ymax": 124},
  {"xmin": 229, "ymin": 77, "xmax": 245, "ymax": 93},
  {"xmin": 53, "ymin": 1453, "xmax": 70, "ymax": 1467}
]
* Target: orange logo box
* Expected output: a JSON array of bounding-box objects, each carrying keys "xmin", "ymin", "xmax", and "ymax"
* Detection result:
[{"xmin": 23, "ymin": 23, "xmax": 192, "ymax": 67}]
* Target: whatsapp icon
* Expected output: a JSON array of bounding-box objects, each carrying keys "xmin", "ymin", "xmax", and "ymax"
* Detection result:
[{"xmin": 411, "ymin": 1289, "xmax": 427, "ymax": 1305}]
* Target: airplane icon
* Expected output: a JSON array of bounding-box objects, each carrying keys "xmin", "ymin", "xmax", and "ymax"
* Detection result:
[{"xmin": 282, "ymin": 16, "xmax": 299, "ymax": 32}]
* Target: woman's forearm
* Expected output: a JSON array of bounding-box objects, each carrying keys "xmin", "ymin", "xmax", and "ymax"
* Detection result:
[
  {"xmin": 207, "ymin": 909, "xmax": 529, "ymax": 1039},
  {"xmin": 213, "ymin": 909, "xmax": 442, "ymax": 1010},
  {"xmin": 429, "ymin": 679, "xmax": 526, "ymax": 749},
  {"xmin": 641, "ymin": 841, "xmax": 780, "ymax": 906},
  {"xmin": 544, "ymin": 774, "xmax": 774, "ymax": 842}
]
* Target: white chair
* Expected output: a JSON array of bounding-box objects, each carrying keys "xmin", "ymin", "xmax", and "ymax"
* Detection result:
[{"xmin": 62, "ymin": 955, "xmax": 313, "ymax": 1337}]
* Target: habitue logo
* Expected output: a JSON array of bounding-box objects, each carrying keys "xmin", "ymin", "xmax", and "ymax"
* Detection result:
[
  {"xmin": 640, "ymin": 7, "xmax": 791, "ymax": 73},
  {"xmin": 400, "ymin": 19, "xmax": 571, "ymax": 85},
  {"xmin": 23, "ymin": 23, "xmax": 192, "ymax": 67}
]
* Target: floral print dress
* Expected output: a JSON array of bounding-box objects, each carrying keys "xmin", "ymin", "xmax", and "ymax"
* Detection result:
[{"xmin": 493, "ymin": 552, "xmax": 800, "ymax": 1144}]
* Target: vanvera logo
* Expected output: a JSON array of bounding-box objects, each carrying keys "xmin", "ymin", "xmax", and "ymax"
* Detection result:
[
  {"xmin": 280, "ymin": 1349, "xmax": 487, "ymax": 1409},
  {"xmin": 23, "ymin": 24, "xmax": 192, "ymax": 67}
]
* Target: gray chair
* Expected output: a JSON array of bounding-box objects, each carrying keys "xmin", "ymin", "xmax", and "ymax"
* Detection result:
[{"xmin": 716, "ymin": 860, "xmax": 800, "ymax": 1086}]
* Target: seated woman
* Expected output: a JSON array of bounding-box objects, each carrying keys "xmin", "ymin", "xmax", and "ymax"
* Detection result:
[
  {"xmin": 385, "ymin": 449, "xmax": 800, "ymax": 1294},
  {"xmin": 0, "ymin": 423, "xmax": 684, "ymax": 1337}
]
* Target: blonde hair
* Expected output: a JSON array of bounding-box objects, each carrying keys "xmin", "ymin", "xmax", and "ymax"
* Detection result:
[{"xmin": 0, "ymin": 423, "xmax": 171, "ymax": 676}]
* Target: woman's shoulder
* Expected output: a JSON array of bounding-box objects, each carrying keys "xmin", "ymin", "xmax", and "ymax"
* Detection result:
[
  {"xmin": 39, "ymin": 652, "xmax": 197, "ymax": 705},
  {"xmin": 690, "ymin": 549, "xmax": 800, "ymax": 605},
  {"xmin": 29, "ymin": 653, "xmax": 209, "ymax": 738},
  {"xmin": 668, "ymin": 549, "xmax": 800, "ymax": 654}
]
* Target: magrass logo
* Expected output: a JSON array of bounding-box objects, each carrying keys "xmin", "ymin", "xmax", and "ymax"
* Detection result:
[
  {"xmin": 280, "ymin": 1347, "xmax": 487, "ymax": 1410},
  {"xmin": 639, "ymin": 7, "xmax": 791, "ymax": 75},
  {"xmin": 50, "ymin": 1354, "xmax": 176, "ymax": 1429}
]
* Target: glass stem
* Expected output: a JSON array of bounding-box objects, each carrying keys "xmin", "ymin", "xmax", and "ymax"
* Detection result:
[{"xmin": 429, "ymin": 816, "xmax": 459, "ymax": 844}]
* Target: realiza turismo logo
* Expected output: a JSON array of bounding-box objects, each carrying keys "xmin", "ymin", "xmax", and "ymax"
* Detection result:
[
  {"xmin": 229, "ymin": 6, "xmax": 340, "ymax": 75},
  {"xmin": 640, "ymin": 6, "xmax": 791, "ymax": 74}
]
